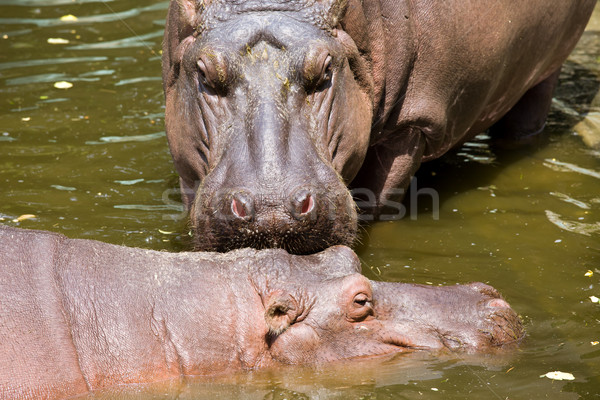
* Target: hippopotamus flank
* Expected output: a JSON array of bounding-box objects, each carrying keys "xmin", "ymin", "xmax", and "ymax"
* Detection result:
[
  {"xmin": 162, "ymin": 0, "xmax": 595, "ymax": 254},
  {"xmin": 0, "ymin": 226, "xmax": 523, "ymax": 399}
]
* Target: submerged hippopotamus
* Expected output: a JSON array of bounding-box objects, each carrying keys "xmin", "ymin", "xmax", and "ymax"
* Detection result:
[
  {"xmin": 162, "ymin": 0, "xmax": 595, "ymax": 254},
  {"xmin": 0, "ymin": 225, "xmax": 522, "ymax": 399}
]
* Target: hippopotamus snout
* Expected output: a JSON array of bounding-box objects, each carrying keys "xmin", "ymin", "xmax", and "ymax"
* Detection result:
[
  {"xmin": 192, "ymin": 180, "xmax": 357, "ymax": 253},
  {"xmin": 367, "ymin": 280, "xmax": 525, "ymax": 352}
]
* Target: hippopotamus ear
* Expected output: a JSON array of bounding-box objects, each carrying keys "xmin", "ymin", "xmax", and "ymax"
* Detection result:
[
  {"xmin": 316, "ymin": 0, "xmax": 348, "ymax": 27},
  {"xmin": 264, "ymin": 290, "xmax": 301, "ymax": 336},
  {"xmin": 176, "ymin": 0, "xmax": 205, "ymax": 27},
  {"xmin": 163, "ymin": 0, "xmax": 206, "ymax": 88}
]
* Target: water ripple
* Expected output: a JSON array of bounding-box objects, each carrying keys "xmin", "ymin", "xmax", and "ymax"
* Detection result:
[
  {"xmin": 66, "ymin": 30, "xmax": 164, "ymax": 50},
  {"xmin": 115, "ymin": 77, "xmax": 162, "ymax": 86},
  {"xmin": 85, "ymin": 131, "xmax": 166, "ymax": 145},
  {"xmin": 549, "ymin": 192, "xmax": 591, "ymax": 209},
  {"xmin": 0, "ymin": 2, "xmax": 168, "ymax": 27},
  {"xmin": 0, "ymin": 0, "xmax": 115, "ymax": 5},
  {"xmin": 545, "ymin": 210, "xmax": 600, "ymax": 236},
  {"xmin": 543, "ymin": 158, "xmax": 600, "ymax": 179},
  {"xmin": 0, "ymin": 56, "xmax": 108, "ymax": 71},
  {"xmin": 6, "ymin": 73, "xmax": 100, "ymax": 86},
  {"xmin": 114, "ymin": 204, "xmax": 183, "ymax": 211}
]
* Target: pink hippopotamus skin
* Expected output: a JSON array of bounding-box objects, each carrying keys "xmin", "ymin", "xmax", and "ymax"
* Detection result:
[
  {"xmin": 162, "ymin": 0, "xmax": 596, "ymax": 254},
  {"xmin": 0, "ymin": 226, "xmax": 523, "ymax": 399}
]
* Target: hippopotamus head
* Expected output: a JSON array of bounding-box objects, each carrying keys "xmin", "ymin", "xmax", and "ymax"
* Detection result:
[
  {"xmin": 163, "ymin": 0, "xmax": 372, "ymax": 253},
  {"xmin": 248, "ymin": 247, "xmax": 524, "ymax": 363}
]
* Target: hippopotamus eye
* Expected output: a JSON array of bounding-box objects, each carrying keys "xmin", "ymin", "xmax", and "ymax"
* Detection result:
[
  {"xmin": 322, "ymin": 55, "xmax": 333, "ymax": 81},
  {"xmin": 315, "ymin": 54, "xmax": 333, "ymax": 91},
  {"xmin": 347, "ymin": 292, "xmax": 374, "ymax": 322},
  {"xmin": 353, "ymin": 293, "xmax": 369, "ymax": 307},
  {"xmin": 197, "ymin": 59, "xmax": 209, "ymax": 85},
  {"xmin": 196, "ymin": 54, "xmax": 227, "ymax": 94},
  {"xmin": 197, "ymin": 59, "xmax": 214, "ymax": 90},
  {"xmin": 304, "ymin": 50, "xmax": 334, "ymax": 93}
]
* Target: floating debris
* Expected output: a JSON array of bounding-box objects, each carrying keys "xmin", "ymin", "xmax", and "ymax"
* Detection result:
[
  {"xmin": 60, "ymin": 15, "xmax": 78, "ymax": 22},
  {"xmin": 54, "ymin": 81, "xmax": 73, "ymax": 89},
  {"xmin": 540, "ymin": 371, "xmax": 575, "ymax": 381},
  {"xmin": 590, "ymin": 296, "xmax": 599, "ymax": 304},
  {"xmin": 585, "ymin": 270, "xmax": 594, "ymax": 277},
  {"xmin": 47, "ymin": 38, "xmax": 69, "ymax": 44},
  {"xmin": 12, "ymin": 214, "xmax": 36, "ymax": 223}
]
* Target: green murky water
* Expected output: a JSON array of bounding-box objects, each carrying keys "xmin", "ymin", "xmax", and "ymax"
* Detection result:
[{"xmin": 1, "ymin": 1, "xmax": 599, "ymax": 398}]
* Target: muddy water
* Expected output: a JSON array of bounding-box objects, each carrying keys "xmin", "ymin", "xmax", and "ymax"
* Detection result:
[{"xmin": 1, "ymin": 1, "xmax": 599, "ymax": 399}]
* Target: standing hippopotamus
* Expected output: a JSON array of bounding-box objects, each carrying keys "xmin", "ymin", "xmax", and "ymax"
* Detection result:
[
  {"xmin": 0, "ymin": 225, "xmax": 522, "ymax": 399},
  {"xmin": 162, "ymin": 0, "xmax": 595, "ymax": 254}
]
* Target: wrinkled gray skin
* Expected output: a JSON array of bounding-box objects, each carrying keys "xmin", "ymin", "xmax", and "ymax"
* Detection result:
[
  {"xmin": 162, "ymin": 0, "xmax": 595, "ymax": 254},
  {"xmin": 0, "ymin": 225, "xmax": 523, "ymax": 399}
]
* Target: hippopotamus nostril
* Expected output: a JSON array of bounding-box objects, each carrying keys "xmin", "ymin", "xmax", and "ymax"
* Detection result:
[
  {"xmin": 289, "ymin": 188, "xmax": 316, "ymax": 220},
  {"xmin": 232, "ymin": 198, "xmax": 245, "ymax": 218},
  {"xmin": 301, "ymin": 194, "xmax": 314, "ymax": 215},
  {"xmin": 229, "ymin": 191, "xmax": 255, "ymax": 221}
]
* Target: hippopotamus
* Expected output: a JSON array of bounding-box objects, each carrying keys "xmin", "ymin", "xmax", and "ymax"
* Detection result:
[
  {"xmin": 0, "ymin": 225, "xmax": 522, "ymax": 399},
  {"xmin": 162, "ymin": 0, "xmax": 595, "ymax": 254}
]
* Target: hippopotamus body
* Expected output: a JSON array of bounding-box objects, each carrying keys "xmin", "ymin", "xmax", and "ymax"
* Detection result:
[
  {"xmin": 162, "ymin": 0, "xmax": 595, "ymax": 254},
  {"xmin": 0, "ymin": 225, "xmax": 523, "ymax": 399}
]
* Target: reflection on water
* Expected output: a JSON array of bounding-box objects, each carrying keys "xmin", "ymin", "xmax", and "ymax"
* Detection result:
[
  {"xmin": 82, "ymin": 352, "xmax": 521, "ymax": 400},
  {"xmin": 1, "ymin": 0, "xmax": 599, "ymax": 399},
  {"xmin": 545, "ymin": 210, "xmax": 600, "ymax": 236},
  {"xmin": 0, "ymin": 2, "xmax": 167, "ymax": 29},
  {"xmin": 85, "ymin": 131, "xmax": 166, "ymax": 144},
  {"xmin": 543, "ymin": 157, "xmax": 600, "ymax": 179}
]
